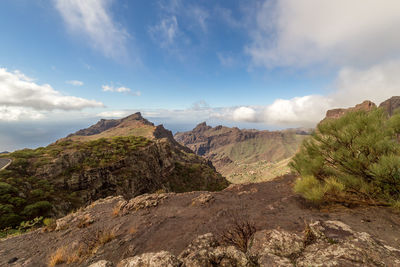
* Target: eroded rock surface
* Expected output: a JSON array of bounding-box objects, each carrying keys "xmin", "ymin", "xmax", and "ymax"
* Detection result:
[{"xmin": 94, "ymin": 220, "xmax": 400, "ymax": 266}]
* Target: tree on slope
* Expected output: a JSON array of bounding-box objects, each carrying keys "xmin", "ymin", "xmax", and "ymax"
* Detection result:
[{"xmin": 290, "ymin": 108, "xmax": 400, "ymax": 207}]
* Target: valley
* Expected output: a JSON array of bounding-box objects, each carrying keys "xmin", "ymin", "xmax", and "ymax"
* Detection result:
[{"xmin": 175, "ymin": 123, "xmax": 310, "ymax": 183}]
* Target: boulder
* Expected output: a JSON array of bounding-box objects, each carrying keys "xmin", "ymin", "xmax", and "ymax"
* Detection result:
[
  {"xmin": 117, "ymin": 251, "xmax": 181, "ymax": 267},
  {"xmin": 88, "ymin": 260, "xmax": 115, "ymax": 267}
]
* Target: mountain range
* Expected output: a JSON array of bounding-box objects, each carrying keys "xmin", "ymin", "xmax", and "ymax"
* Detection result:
[
  {"xmin": 175, "ymin": 123, "xmax": 311, "ymax": 183},
  {"xmin": 1, "ymin": 97, "xmax": 400, "ymax": 266}
]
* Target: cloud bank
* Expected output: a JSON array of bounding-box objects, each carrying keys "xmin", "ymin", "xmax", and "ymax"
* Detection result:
[
  {"xmin": 0, "ymin": 68, "xmax": 103, "ymax": 121},
  {"xmin": 247, "ymin": 0, "xmax": 400, "ymax": 68}
]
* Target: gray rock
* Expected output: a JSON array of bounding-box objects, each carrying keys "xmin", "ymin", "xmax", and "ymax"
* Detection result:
[
  {"xmin": 117, "ymin": 251, "xmax": 181, "ymax": 267},
  {"xmin": 88, "ymin": 260, "xmax": 114, "ymax": 267},
  {"xmin": 179, "ymin": 233, "xmax": 250, "ymax": 266}
]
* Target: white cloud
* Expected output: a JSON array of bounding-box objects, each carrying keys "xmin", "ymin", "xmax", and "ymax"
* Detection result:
[
  {"xmin": 97, "ymin": 110, "xmax": 132, "ymax": 118},
  {"xmin": 101, "ymin": 84, "xmax": 141, "ymax": 96},
  {"xmin": 54, "ymin": 0, "xmax": 128, "ymax": 59},
  {"xmin": 262, "ymin": 96, "xmax": 332, "ymax": 126},
  {"xmin": 66, "ymin": 80, "xmax": 84, "ymax": 86},
  {"xmin": 149, "ymin": 16, "xmax": 179, "ymax": 48},
  {"xmin": 332, "ymin": 60, "xmax": 400, "ymax": 106},
  {"xmin": 102, "ymin": 85, "xmax": 130, "ymax": 93},
  {"xmin": 150, "ymin": 1, "xmax": 210, "ymax": 50},
  {"xmin": 0, "ymin": 68, "xmax": 103, "ymax": 112},
  {"xmin": 0, "ymin": 107, "xmax": 45, "ymax": 121},
  {"xmin": 233, "ymin": 107, "xmax": 257, "ymax": 122},
  {"xmin": 230, "ymin": 60, "xmax": 400, "ymax": 127},
  {"xmin": 247, "ymin": 0, "xmax": 400, "ymax": 68},
  {"xmin": 0, "ymin": 68, "xmax": 103, "ymax": 121}
]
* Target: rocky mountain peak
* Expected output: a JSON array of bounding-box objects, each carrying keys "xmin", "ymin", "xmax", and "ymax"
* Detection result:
[
  {"xmin": 193, "ymin": 122, "xmax": 212, "ymax": 133},
  {"xmin": 121, "ymin": 112, "xmax": 153, "ymax": 125},
  {"xmin": 67, "ymin": 113, "xmax": 155, "ymax": 139}
]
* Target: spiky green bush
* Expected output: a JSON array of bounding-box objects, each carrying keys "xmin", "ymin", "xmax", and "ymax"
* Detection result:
[{"xmin": 290, "ymin": 108, "xmax": 400, "ymax": 206}]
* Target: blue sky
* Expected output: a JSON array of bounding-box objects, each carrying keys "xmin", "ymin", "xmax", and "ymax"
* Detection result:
[{"xmin": 1, "ymin": 0, "xmax": 400, "ymax": 151}]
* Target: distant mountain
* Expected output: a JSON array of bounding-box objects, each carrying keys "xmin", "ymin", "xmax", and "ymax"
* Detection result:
[
  {"xmin": 323, "ymin": 96, "xmax": 400, "ymax": 121},
  {"xmin": 175, "ymin": 123, "xmax": 310, "ymax": 183},
  {"xmin": 0, "ymin": 151, "xmax": 9, "ymax": 154},
  {"xmin": 0, "ymin": 113, "xmax": 229, "ymax": 229}
]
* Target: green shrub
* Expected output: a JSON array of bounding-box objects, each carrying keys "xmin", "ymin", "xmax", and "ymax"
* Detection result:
[
  {"xmin": 0, "ymin": 213, "xmax": 22, "ymax": 228},
  {"xmin": 43, "ymin": 217, "xmax": 55, "ymax": 227},
  {"xmin": 294, "ymin": 176, "xmax": 326, "ymax": 203},
  {"xmin": 22, "ymin": 201, "xmax": 52, "ymax": 218},
  {"xmin": 290, "ymin": 108, "xmax": 400, "ymax": 205},
  {"xmin": 0, "ymin": 182, "xmax": 17, "ymax": 195}
]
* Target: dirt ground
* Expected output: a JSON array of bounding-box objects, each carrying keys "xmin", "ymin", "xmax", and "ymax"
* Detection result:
[{"xmin": 1, "ymin": 174, "xmax": 400, "ymax": 266}]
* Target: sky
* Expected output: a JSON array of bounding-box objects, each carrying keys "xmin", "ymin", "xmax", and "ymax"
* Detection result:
[{"xmin": 1, "ymin": 0, "xmax": 400, "ymax": 151}]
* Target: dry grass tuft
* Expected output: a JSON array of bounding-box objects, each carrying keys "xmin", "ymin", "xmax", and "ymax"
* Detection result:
[
  {"xmin": 128, "ymin": 226, "xmax": 137, "ymax": 234},
  {"xmin": 77, "ymin": 214, "xmax": 93, "ymax": 228},
  {"xmin": 48, "ymin": 247, "xmax": 67, "ymax": 267},
  {"xmin": 112, "ymin": 204, "xmax": 121, "ymax": 217},
  {"xmin": 302, "ymin": 221, "xmax": 317, "ymax": 247},
  {"xmin": 97, "ymin": 228, "xmax": 116, "ymax": 245}
]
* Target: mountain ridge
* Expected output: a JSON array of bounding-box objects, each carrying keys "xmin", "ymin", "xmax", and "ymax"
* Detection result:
[{"xmin": 175, "ymin": 123, "xmax": 310, "ymax": 183}]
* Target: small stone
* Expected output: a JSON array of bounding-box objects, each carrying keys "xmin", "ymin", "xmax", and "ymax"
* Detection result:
[{"xmin": 88, "ymin": 260, "xmax": 114, "ymax": 267}]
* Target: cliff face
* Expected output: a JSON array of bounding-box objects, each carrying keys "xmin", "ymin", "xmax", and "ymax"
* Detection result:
[
  {"xmin": 379, "ymin": 96, "xmax": 400, "ymax": 116},
  {"xmin": 175, "ymin": 124, "xmax": 309, "ymax": 183},
  {"xmin": 36, "ymin": 140, "xmax": 227, "ymax": 214},
  {"xmin": 324, "ymin": 100, "xmax": 377, "ymax": 120},
  {"xmin": 323, "ymin": 96, "xmax": 400, "ymax": 121},
  {"xmin": 0, "ymin": 114, "xmax": 229, "ymax": 229}
]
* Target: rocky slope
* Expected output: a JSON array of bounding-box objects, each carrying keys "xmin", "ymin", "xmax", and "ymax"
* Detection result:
[
  {"xmin": 0, "ymin": 114, "xmax": 228, "ymax": 230},
  {"xmin": 1, "ymin": 175, "xmax": 399, "ymax": 266},
  {"xmin": 174, "ymin": 123, "xmax": 310, "ymax": 183}
]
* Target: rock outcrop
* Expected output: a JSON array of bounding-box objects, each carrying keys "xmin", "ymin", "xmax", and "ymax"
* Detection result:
[
  {"xmin": 87, "ymin": 220, "xmax": 400, "ymax": 266},
  {"xmin": 323, "ymin": 96, "xmax": 400, "ymax": 121},
  {"xmin": 324, "ymin": 100, "xmax": 377, "ymax": 120},
  {"xmin": 379, "ymin": 96, "xmax": 400, "ymax": 116}
]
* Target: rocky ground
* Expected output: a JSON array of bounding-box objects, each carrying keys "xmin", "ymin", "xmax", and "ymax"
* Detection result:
[{"xmin": 1, "ymin": 174, "xmax": 400, "ymax": 266}]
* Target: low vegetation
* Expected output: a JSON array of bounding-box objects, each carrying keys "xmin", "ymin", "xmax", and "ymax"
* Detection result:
[
  {"xmin": 47, "ymin": 226, "xmax": 116, "ymax": 266},
  {"xmin": 0, "ymin": 136, "xmax": 151, "ymax": 232},
  {"xmin": 290, "ymin": 108, "xmax": 400, "ymax": 207}
]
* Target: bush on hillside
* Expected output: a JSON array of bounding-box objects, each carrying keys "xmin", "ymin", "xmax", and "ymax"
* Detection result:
[{"xmin": 290, "ymin": 108, "xmax": 400, "ymax": 206}]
